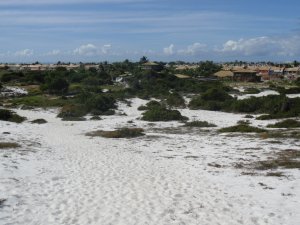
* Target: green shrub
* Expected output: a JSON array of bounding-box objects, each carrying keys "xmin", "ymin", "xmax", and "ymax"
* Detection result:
[
  {"xmin": 166, "ymin": 92, "xmax": 186, "ymax": 108},
  {"xmin": 9, "ymin": 95, "xmax": 69, "ymax": 108},
  {"xmin": 85, "ymin": 95, "xmax": 116, "ymax": 114},
  {"xmin": 201, "ymin": 88, "xmax": 233, "ymax": 101},
  {"xmin": 267, "ymin": 119, "xmax": 300, "ymax": 128},
  {"xmin": 244, "ymin": 87, "xmax": 260, "ymax": 94},
  {"xmin": 137, "ymin": 105, "xmax": 148, "ymax": 111},
  {"xmin": 219, "ymin": 124, "xmax": 266, "ymax": 133},
  {"xmin": 142, "ymin": 106, "xmax": 188, "ymax": 121},
  {"xmin": 0, "ymin": 109, "xmax": 26, "ymax": 123},
  {"xmin": 57, "ymin": 104, "xmax": 87, "ymax": 119},
  {"xmin": 86, "ymin": 128, "xmax": 145, "ymax": 138},
  {"xmin": 31, "ymin": 118, "xmax": 47, "ymax": 124},
  {"xmin": 184, "ymin": 120, "xmax": 216, "ymax": 127}
]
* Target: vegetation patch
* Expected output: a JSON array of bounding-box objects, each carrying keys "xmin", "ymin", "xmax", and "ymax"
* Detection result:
[
  {"xmin": 9, "ymin": 95, "xmax": 70, "ymax": 108},
  {"xmin": 219, "ymin": 124, "xmax": 266, "ymax": 133},
  {"xmin": 0, "ymin": 142, "xmax": 21, "ymax": 149},
  {"xmin": 267, "ymin": 119, "xmax": 300, "ymax": 128},
  {"xmin": 244, "ymin": 87, "xmax": 261, "ymax": 94},
  {"xmin": 57, "ymin": 104, "xmax": 86, "ymax": 119},
  {"xmin": 255, "ymin": 149, "xmax": 300, "ymax": 170},
  {"xmin": 142, "ymin": 106, "xmax": 188, "ymax": 122},
  {"xmin": 0, "ymin": 108, "xmax": 26, "ymax": 123},
  {"xmin": 31, "ymin": 118, "xmax": 47, "ymax": 124},
  {"xmin": 166, "ymin": 92, "xmax": 186, "ymax": 108},
  {"xmin": 184, "ymin": 120, "xmax": 216, "ymax": 127},
  {"xmin": 86, "ymin": 128, "xmax": 145, "ymax": 138}
]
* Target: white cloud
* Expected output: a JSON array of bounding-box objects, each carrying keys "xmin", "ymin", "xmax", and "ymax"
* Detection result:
[
  {"xmin": 178, "ymin": 43, "xmax": 207, "ymax": 55},
  {"xmin": 101, "ymin": 44, "xmax": 112, "ymax": 54},
  {"xmin": 46, "ymin": 49, "xmax": 61, "ymax": 56},
  {"xmin": 73, "ymin": 44, "xmax": 98, "ymax": 56},
  {"xmin": 219, "ymin": 35, "xmax": 300, "ymax": 57},
  {"xmin": 15, "ymin": 49, "xmax": 33, "ymax": 57},
  {"xmin": 163, "ymin": 44, "xmax": 174, "ymax": 55}
]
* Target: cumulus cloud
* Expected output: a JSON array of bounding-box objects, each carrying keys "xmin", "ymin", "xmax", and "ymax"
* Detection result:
[
  {"xmin": 219, "ymin": 35, "xmax": 300, "ymax": 57},
  {"xmin": 15, "ymin": 49, "xmax": 33, "ymax": 57},
  {"xmin": 73, "ymin": 44, "xmax": 98, "ymax": 56},
  {"xmin": 178, "ymin": 43, "xmax": 206, "ymax": 55},
  {"xmin": 163, "ymin": 44, "xmax": 174, "ymax": 55}
]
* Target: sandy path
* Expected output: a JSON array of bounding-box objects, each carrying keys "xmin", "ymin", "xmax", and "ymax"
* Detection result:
[{"xmin": 1, "ymin": 100, "xmax": 299, "ymax": 225}]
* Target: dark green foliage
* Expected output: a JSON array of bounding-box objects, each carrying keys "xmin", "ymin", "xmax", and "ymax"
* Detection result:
[
  {"xmin": 267, "ymin": 119, "xmax": 300, "ymax": 128},
  {"xmin": 0, "ymin": 109, "xmax": 26, "ymax": 123},
  {"xmin": 166, "ymin": 92, "xmax": 186, "ymax": 108},
  {"xmin": 57, "ymin": 104, "xmax": 87, "ymax": 119},
  {"xmin": 9, "ymin": 95, "xmax": 70, "ymax": 108},
  {"xmin": 189, "ymin": 88, "xmax": 233, "ymax": 110},
  {"xmin": 244, "ymin": 87, "xmax": 260, "ymax": 94},
  {"xmin": 42, "ymin": 77, "xmax": 69, "ymax": 94},
  {"xmin": 244, "ymin": 114, "xmax": 254, "ymax": 118},
  {"xmin": 184, "ymin": 120, "xmax": 216, "ymax": 127},
  {"xmin": 31, "ymin": 118, "xmax": 47, "ymax": 124},
  {"xmin": 218, "ymin": 124, "xmax": 266, "ymax": 133},
  {"xmin": 85, "ymin": 95, "xmax": 116, "ymax": 115},
  {"xmin": 0, "ymin": 71, "xmax": 24, "ymax": 83},
  {"xmin": 201, "ymin": 88, "xmax": 233, "ymax": 101},
  {"xmin": 86, "ymin": 128, "xmax": 145, "ymax": 138},
  {"xmin": 142, "ymin": 106, "xmax": 188, "ymax": 121}
]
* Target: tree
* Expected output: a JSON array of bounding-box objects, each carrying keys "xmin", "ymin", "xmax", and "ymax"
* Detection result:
[{"xmin": 139, "ymin": 56, "xmax": 149, "ymax": 64}]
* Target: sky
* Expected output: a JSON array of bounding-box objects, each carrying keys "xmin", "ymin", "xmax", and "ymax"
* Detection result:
[{"xmin": 0, "ymin": 0, "xmax": 299, "ymax": 63}]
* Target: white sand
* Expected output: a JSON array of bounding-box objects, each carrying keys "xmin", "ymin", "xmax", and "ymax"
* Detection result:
[{"xmin": 0, "ymin": 99, "xmax": 299, "ymax": 225}]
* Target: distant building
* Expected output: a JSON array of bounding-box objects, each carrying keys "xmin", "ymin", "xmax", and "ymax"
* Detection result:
[{"xmin": 214, "ymin": 68, "xmax": 260, "ymax": 82}]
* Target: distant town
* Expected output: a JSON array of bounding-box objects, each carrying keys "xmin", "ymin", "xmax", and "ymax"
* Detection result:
[{"xmin": 1, "ymin": 60, "xmax": 300, "ymax": 83}]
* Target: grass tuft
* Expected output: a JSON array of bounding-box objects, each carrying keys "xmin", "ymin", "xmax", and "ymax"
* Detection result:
[{"xmin": 86, "ymin": 128, "xmax": 145, "ymax": 138}]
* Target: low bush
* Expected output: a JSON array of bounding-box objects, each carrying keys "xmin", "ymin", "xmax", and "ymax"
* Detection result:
[
  {"xmin": 31, "ymin": 118, "xmax": 47, "ymax": 124},
  {"xmin": 0, "ymin": 142, "xmax": 21, "ymax": 149},
  {"xmin": 244, "ymin": 114, "xmax": 254, "ymax": 118},
  {"xmin": 10, "ymin": 95, "xmax": 69, "ymax": 108},
  {"xmin": 0, "ymin": 109, "xmax": 26, "ymax": 123},
  {"xmin": 267, "ymin": 119, "xmax": 300, "ymax": 128},
  {"xmin": 244, "ymin": 87, "xmax": 260, "ymax": 94},
  {"xmin": 219, "ymin": 124, "xmax": 266, "ymax": 133},
  {"xmin": 86, "ymin": 128, "xmax": 145, "ymax": 138},
  {"xmin": 141, "ymin": 106, "xmax": 188, "ymax": 121},
  {"xmin": 166, "ymin": 92, "xmax": 186, "ymax": 108},
  {"xmin": 184, "ymin": 120, "xmax": 216, "ymax": 127},
  {"xmin": 57, "ymin": 104, "xmax": 87, "ymax": 119}
]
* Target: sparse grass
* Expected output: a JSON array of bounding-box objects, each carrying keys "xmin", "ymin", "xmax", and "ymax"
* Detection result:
[
  {"xmin": 219, "ymin": 124, "xmax": 266, "ymax": 133},
  {"xmin": 261, "ymin": 130, "xmax": 300, "ymax": 139},
  {"xmin": 86, "ymin": 128, "xmax": 145, "ymax": 138},
  {"xmin": 9, "ymin": 95, "xmax": 70, "ymax": 108},
  {"xmin": 184, "ymin": 120, "xmax": 216, "ymax": 127},
  {"xmin": 256, "ymin": 149, "xmax": 300, "ymax": 170},
  {"xmin": 0, "ymin": 142, "xmax": 21, "ymax": 149},
  {"xmin": 31, "ymin": 118, "xmax": 47, "ymax": 124},
  {"xmin": 267, "ymin": 119, "xmax": 300, "ymax": 128}
]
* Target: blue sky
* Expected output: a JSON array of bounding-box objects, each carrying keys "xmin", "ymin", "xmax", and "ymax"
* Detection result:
[{"xmin": 0, "ymin": 0, "xmax": 299, "ymax": 62}]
